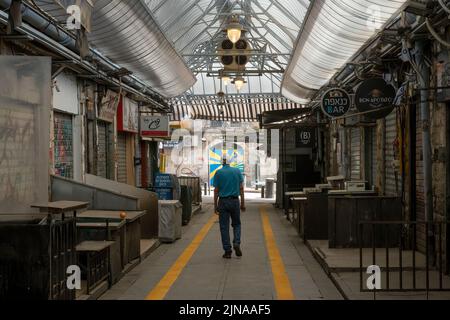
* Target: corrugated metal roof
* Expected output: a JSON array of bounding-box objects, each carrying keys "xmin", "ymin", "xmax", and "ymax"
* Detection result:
[
  {"xmin": 282, "ymin": 0, "xmax": 408, "ymax": 104},
  {"xmin": 170, "ymin": 94, "xmax": 303, "ymax": 122},
  {"xmin": 146, "ymin": 0, "xmax": 310, "ymax": 98},
  {"xmin": 32, "ymin": 0, "xmax": 196, "ymax": 98}
]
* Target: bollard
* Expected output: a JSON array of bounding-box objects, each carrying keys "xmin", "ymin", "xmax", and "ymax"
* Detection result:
[{"xmin": 261, "ymin": 186, "xmax": 265, "ymax": 199}]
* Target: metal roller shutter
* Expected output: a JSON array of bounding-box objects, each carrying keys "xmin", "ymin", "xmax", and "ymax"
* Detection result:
[
  {"xmin": 54, "ymin": 112, "xmax": 74, "ymax": 179},
  {"xmin": 0, "ymin": 103, "xmax": 39, "ymax": 209},
  {"xmin": 350, "ymin": 127, "xmax": 361, "ymax": 180},
  {"xmin": 97, "ymin": 121, "xmax": 108, "ymax": 179},
  {"xmin": 385, "ymin": 111, "xmax": 398, "ymax": 196},
  {"xmin": 117, "ymin": 132, "xmax": 127, "ymax": 184},
  {"xmin": 372, "ymin": 127, "xmax": 377, "ymax": 188},
  {"xmin": 135, "ymin": 135, "xmax": 142, "ymax": 187},
  {"xmin": 415, "ymin": 106, "xmax": 425, "ymax": 251}
]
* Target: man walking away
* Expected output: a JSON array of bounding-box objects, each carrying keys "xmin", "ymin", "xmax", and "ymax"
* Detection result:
[{"xmin": 214, "ymin": 157, "xmax": 246, "ymax": 259}]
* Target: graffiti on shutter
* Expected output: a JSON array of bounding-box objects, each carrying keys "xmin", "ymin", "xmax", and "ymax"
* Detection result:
[
  {"xmin": 0, "ymin": 104, "xmax": 37, "ymax": 210},
  {"xmin": 117, "ymin": 133, "xmax": 127, "ymax": 184},
  {"xmin": 385, "ymin": 111, "xmax": 399, "ymax": 196},
  {"xmin": 54, "ymin": 112, "xmax": 73, "ymax": 179},
  {"xmin": 97, "ymin": 122, "xmax": 107, "ymax": 178},
  {"xmin": 350, "ymin": 127, "xmax": 361, "ymax": 180}
]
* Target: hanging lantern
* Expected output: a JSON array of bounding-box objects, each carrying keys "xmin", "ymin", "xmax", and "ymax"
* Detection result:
[
  {"xmin": 227, "ymin": 16, "xmax": 242, "ymax": 44},
  {"xmin": 233, "ymin": 76, "xmax": 246, "ymax": 92}
]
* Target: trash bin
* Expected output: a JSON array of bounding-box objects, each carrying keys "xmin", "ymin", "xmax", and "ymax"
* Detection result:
[
  {"xmin": 265, "ymin": 178, "xmax": 275, "ymax": 199},
  {"xmin": 180, "ymin": 186, "xmax": 193, "ymax": 226},
  {"xmin": 158, "ymin": 200, "xmax": 182, "ymax": 243}
]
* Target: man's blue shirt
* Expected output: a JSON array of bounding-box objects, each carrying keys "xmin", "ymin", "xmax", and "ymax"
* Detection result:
[{"xmin": 213, "ymin": 165, "xmax": 244, "ymax": 198}]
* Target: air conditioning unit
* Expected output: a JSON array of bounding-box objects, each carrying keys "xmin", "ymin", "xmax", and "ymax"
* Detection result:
[{"xmin": 217, "ymin": 39, "xmax": 251, "ymax": 72}]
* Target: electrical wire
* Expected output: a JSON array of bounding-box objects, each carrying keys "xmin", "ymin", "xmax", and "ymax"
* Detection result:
[
  {"xmin": 438, "ymin": 0, "xmax": 450, "ymax": 16},
  {"xmin": 426, "ymin": 18, "xmax": 450, "ymax": 48}
]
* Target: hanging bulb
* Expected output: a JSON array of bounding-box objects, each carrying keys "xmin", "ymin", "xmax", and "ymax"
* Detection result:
[
  {"xmin": 233, "ymin": 77, "xmax": 245, "ymax": 92},
  {"xmin": 227, "ymin": 16, "xmax": 242, "ymax": 44},
  {"xmin": 222, "ymin": 76, "xmax": 231, "ymax": 86}
]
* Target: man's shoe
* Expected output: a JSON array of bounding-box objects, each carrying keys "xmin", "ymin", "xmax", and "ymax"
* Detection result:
[
  {"xmin": 234, "ymin": 245, "xmax": 242, "ymax": 257},
  {"xmin": 223, "ymin": 251, "xmax": 232, "ymax": 259}
]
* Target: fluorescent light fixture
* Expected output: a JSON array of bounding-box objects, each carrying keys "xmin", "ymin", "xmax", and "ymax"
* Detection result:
[{"xmin": 282, "ymin": 0, "xmax": 408, "ymax": 103}]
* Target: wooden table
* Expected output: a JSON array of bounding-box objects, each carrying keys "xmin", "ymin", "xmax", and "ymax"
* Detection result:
[
  {"xmin": 284, "ymin": 192, "xmax": 306, "ymax": 217},
  {"xmin": 78, "ymin": 210, "xmax": 145, "ymax": 222},
  {"xmin": 291, "ymin": 197, "xmax": 307, "ymax": 233},
  {"xmin": 78, "ymin": 210, "xmax": 146, "ymax": 267},
  {"xmin": 31, "ymin": 201, "xmax": 89, "ymax": 220},
  {"xmin": 77, "ymin": 220, "xmax": 126, "ymax": 285}
]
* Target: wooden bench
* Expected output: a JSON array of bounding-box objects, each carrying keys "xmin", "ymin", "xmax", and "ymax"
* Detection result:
[
  {"xmin": 77, "ymin": 220, "xmax": 126, "ymax": 285},
  {"xmin": 78, "ymin": 210, "xmax": 146, "ymax": 265},
  {"xmin": 76, "ymin": 241, "xmax": 114, "ymax": 295}
]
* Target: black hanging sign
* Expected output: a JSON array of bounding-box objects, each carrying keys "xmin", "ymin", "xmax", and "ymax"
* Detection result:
[
  {"xmin": 321, "ymin": 88, "xmax": 351, "ymax": 118},
  {"xmin": 354, "ymin": 78, "xmax": 396, "ymax": 119}
]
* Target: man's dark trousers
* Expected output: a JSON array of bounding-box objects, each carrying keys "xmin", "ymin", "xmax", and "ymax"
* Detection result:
[{"xmin": 218, "ymin": 197, "xmax": 241, "ymax": 252}]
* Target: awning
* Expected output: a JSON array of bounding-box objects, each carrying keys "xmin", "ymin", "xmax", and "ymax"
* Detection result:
[{"xmin": 170, "ymin": 94, "xmax": 302, "ymax": 122}]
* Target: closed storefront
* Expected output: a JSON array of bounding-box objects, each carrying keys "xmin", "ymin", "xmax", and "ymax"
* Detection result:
[
  {"xmin": 53, "ymin": 112, "xmax": 74, "ymax": 179},
  {"xmin": 97, "ymin": 89, "xmax": 120, "ymax": 180},
  {"xmin": 117, "ymin": 132, "xmax": 127, "ymax": 183},
  {"xmin": 350, "ymin": 127, "xmax": 361, "ymax": 181},
  {"xmin": 52, "ymin": 72, "xmax": 80, "ymax": 180},
  {"xmin": 116, "ymin": 95, "xmax": 139, "ymax": 186},
  {"xmin": 97, "ymin": 121, "xmax": 109, "ymax": 179}
]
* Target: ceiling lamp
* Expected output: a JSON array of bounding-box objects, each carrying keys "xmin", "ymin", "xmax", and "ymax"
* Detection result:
[
  {"xmin": 222, "ymin": 76, "xmax": 231, "ymax": 86},
  {"xmin": 227, "ymin": 16, "xmax": 242, "ymax": 44},
  {"xmin": 233, "ymin": 76, "xmax": 246, "ymax": 92}
]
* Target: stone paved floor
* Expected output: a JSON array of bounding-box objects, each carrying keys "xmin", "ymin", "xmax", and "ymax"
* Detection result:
[{"xmin": 100, "ymin": 198, "xmax": 342, "ymax": 300}]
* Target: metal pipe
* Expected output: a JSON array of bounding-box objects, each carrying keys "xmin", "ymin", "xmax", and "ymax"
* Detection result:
[
  {"xmin": 0, "ymin": 0, "xmax": 169, "ymax": 110},
  {"xmin": 0, "ymin": 0, "xmax": 77, "ymax": 49},
  {"xmin": 415, "ymin": 39, "xmax": 435, "ymax": 265}
]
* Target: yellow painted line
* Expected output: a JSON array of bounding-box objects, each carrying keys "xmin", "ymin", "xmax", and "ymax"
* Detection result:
[
  {"xmin": 260, "ymin": 206, "xmax": 295, "ymax": 300},
  {"xmin": 146, "ymin": 214, "xmax": 217, "ymax": 300}
]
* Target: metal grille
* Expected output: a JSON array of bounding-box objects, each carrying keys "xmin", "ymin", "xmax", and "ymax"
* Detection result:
[
  {"xmin": 359, "ymin": 221, "xmax": 450, "ymax": 294},
  {"xmin": 178, "ymin": 176, "xmax": 202, "ymax": 205},
  {"xmin": 50, "ymin": 218, "xmax": 76, "ymax": 300}
]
